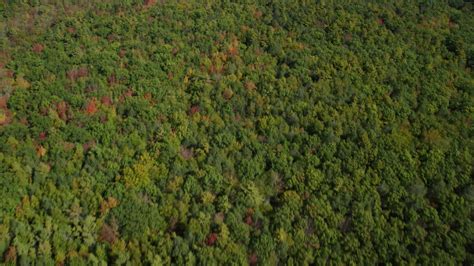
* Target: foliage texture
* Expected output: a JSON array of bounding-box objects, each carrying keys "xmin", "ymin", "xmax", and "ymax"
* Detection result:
[{"xmin": 0, "ymin": 0, "xmax": 473, "ymax": 264}]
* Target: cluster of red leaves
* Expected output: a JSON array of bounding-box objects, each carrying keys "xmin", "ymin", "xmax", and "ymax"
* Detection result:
[
  {"xmin": 228, "ymin": 46, "xmax": 238, "ymax": 57},
  {"xmin": 228, "ymin": 38, "xmax": 239, "ymax": 57},
  {"xmin": 188, "ymin": 105, "xmax": 200, "ymax": 116},
  {"xmin": 67, "ymin": 67, "xmax": 88, "ymax": 81},
  {"xmin": 119, "ymin": 88, "xmax": 134, "ymax": 102},
  {"xmin": 85, "ymin": 98, "xmax": 98, "ymax": 115},
  {"xmin": 248, "ymin": 253, "xmax": 258, "ymax": 266},
  {"xmin": 32, "ymin": 43, "xmax": 44, "ymax": 53},
  {"xmin": 245, "ymin": 215, "xmax": 253, "ymax": 226},
  {"xmin": 144, "ymin": 0, "xmax": 156, "ymax": 8},
  {"xmin": 245, "ymin": 208, "xmax": 254, "ymax": 226},
  {"xmin": 206, "ymin": 233, "xmax": 218, "ymax": 246},
  {"xmin": 180, "ymin": 146, "xmax": 193, "ymax": 160},
  {"xmin": 99, "ymin": 224, "xmax": 118, "ymax": 244},
  {"xmin": 5, "ymin": 70, "xmax": 14, "ymax": 78},
  {"xmin": 56, "ymin": 101, "xmax": 69, "ymax": 121},
  {"xmin": 101, "ymin": 96, "xmax": 113, "ymax": 106},
  {"xmin": 83, "ymin": 140, "xmax": 96, "ymax": 152},
  {"xmin": 39, "ymin": 131, "xmax": 47, "ymax": 141}
]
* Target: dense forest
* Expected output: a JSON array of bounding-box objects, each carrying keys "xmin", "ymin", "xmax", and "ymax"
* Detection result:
[{"xmin": 0, "ymin": 0, "xmax": 473, "ymax": 264}]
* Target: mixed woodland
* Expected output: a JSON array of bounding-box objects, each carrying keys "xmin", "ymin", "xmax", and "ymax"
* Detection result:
[{"xmin": 0, "ymin": 0, "xmax": 473, "ymax": 264}]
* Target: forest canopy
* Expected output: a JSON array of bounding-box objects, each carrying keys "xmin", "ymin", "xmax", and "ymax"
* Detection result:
[{"xmin": 0, "ymin": 0, "xmax": 473, "ymax": 264}]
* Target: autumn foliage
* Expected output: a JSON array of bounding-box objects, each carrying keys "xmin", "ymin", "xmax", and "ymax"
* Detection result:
[
  {"xmin": 188, "ymin": 105, "xmax": 200, "ymax": 116},
  {"xmin": 99, "ymin": 224, "xmax": 118, "ymax": 244},
  {"xmin": 206, "ymin": 233, "xmax": 218, "ymax": 246},
  {"xmin": 100, "ymin": 95, "xmax": 113, "ymax": 106},
  {"xmin": 0, "ymin": 95, "xmax": 11, "ymax": 126},
  {"xmin": 67, "ymin": 67, "xmax": 88, "ymax": 81},
  {"xmin": 85, "ymin": 98, "xmax": 98, "ymax": 115},
  {"xmin": 144, "ymin": 0, "xmax": 156, "ymax": 8},
  {"xmin": 32, "ymin": 43, "xmax": 44, "ymax": 53},
  {"xmin": 0, "ymin": 1, "xmax": 472, "ymax": 265},
  {"xmin": 56, "ymin": 101, "xmax": 69, "ymax": 121}
]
